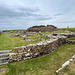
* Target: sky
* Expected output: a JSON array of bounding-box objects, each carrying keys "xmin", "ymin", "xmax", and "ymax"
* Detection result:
[{"xmin": 0, "ymin": 0, "xmax": 75, "ymax": 30}]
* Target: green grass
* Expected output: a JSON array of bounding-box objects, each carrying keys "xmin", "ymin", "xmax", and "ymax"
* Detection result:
[
  {"xmin": 59, "ymin": 28, "xmax": 75, "ymax": 30},
  {"xmin": 42, "ymin": 32, "xmax": 51, "ymax": 35},
  {"xmin": 57, "ymin": 30, "xmax": 66, "ymax": 33},
  {"xmin": 0, "ymin": 33, "xmax": 40, "ymax": 51},
  {"xmin": 58, "ymin": 29, "xmax": 71, "ymax": 33},
  {"xmin": 0, "ymin": 44, "xmax": 75, "ymax": 75},
  {"xmin": 25, "ymin": 33, "xmax": 48, "ymax": 40},
  {"xmin": 3, "ymin": 30, "xmax": 25, "ymax": 32},
  {"xmin": 0, "ymin": 33, "xmax": 48, "ymax": 51},
  {"xmin": 58, "ymin": 28, "xmax": 75, "ymax": 32},
  {"xmin": 59, "ymin": 60, "xmax": 75, "ymax": 75}
]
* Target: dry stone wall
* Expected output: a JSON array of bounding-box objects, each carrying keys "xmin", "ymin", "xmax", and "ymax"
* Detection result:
[
  {"xmin": 66, "ymin": 40, "xmax": 75, "ymax": 44},
  {"xmin": 9, "ymin": 36, "xmax": 67, "ymax": 63}
]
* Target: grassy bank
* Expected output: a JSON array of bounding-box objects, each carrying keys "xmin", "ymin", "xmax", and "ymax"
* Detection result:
[
  {"xmin": 0, "ymin": 33, "xmax": 48, "ymax": 51},
  {"xmin": 0, "ymin": 33, "xmax": 40, "ymax": 50},
  {"xmin": 0, "ymin": 44, "xmax": 75, "ymax": 75}
]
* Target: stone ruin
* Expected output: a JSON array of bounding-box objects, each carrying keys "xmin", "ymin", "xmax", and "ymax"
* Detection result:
[
  {"xmin": 26, "ymin": 25, "xmax": 58, "ymax": 32},
  {"xmin": 9, "ymin": 31, "xmax": 49, "ymax": 41},
  {"xmin": 8, "ymin": 33, "xmax": 75, "ymax": 63},
  {"xmin": 8, "ymin": 35, "xmax": 67, "ymax": 63},
  {"xmin": 0, "ymin": 32, "xmax": 75, "ymax": 65}
]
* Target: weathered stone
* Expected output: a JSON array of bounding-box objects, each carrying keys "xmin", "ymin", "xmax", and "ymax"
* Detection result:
[
  {"xmin": 69, "ymin": 59, "xmax": 73, "ymax": 62},
  {"xmin": 72, "ymin": 55, "xmax": 75, "ymax": 59},
  {"xmin": 15, "ymin": 33, "xmax": 20, "ymax": 36},
  {"xmin": 10, "ymin": 34, "xmax": 15, "ymax": 37},
  {"xmin": 25, "ymin": 53, "xmax": 31, "ymax": 57},
  {"xmin": 39, "ymin": 31, "xmax": 42, "ymax": 35},
  {"xmin": 62, "ymin": 60, "xmax": 70, "ymax": 68},
  {"xmin": 22, "ymin": 35, "xmax": 26, "ymax": 40},
  {"xmin": 56, "ymin": 68, "xmax": 62, "ymax": 73}
]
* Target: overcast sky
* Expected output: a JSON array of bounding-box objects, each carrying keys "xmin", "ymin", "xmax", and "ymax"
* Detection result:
[{"xmin": 0, "ymin": 0, "xmax": 75, "ymax": 30}]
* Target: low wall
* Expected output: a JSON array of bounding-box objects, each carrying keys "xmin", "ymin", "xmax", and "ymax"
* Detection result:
[
  {"xmin": 66, "ymin": 40, "xmax": 75, "ymax": 44},
  {"xmin": 9, "ymin": 36, "xmax": 67, "ymax": 62},
  {"xmin": 53, "ymin": 33, "xmax": 75, "ymax": 38}
]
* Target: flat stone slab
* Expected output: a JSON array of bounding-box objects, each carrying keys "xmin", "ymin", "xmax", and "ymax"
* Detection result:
[
  {"xmin": 0, "ymin": 54, "xmax": 9, "ymax": 56},
  {"xmin": 0, "ymin": 50, "xmax": 12, "ymax": 54},
  {"xmin": 0, "ymin": 57, "xmax": 9, "ymax": 60},
  {"xmin": 0, "ymin": 62, "xmax": 8, "ymax": 65}
]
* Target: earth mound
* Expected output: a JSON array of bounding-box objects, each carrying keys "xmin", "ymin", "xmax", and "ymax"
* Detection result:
[{"xmin": 26, "ymin": 25, "xmax": 58, "ymax": 32}]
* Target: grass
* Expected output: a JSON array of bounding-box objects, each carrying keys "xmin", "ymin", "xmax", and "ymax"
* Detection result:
[
  {"xmin": 57, "ymin": 30, "xmax": 66, "ymax": 33},
  {"xmin": 0, "ymin": 30, "xmax": 75, "ymax": 75},
  {"xmin": 59, "ymin": 60, "xmax": 75, "ymax": 75},
  {"xmin": 0, "ymin": 44, "xmax": 75, "ymax": 75},
  {"xmin": 58, "ymin": 28, "xmax": 75, "ymax": 32},
  {"xmin": 3, "ymin": 30, "xmax": 25, "ymax": 32},
  {"xmin": 0, "ymin": 33, "xmax": 40, "ymax": 51},
  {"xmin": 0, "ymin": 33, "xmax": 48, "ymax": 51},
  {"xmin": 26, "ymin": 33, "xmax": 48, "ymax": 40},
  {"xmin": 59, "ymin": 28, "xmax": 75, "ymax": 30},
  {"xmin": 42, "ymin": 32, "xmax": 51, "ymax": 35}
]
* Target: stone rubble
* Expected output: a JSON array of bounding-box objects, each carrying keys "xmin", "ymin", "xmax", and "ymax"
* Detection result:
[{"xmin": 9, "ymin": 34, "xmax": 15, "ymax": 37}]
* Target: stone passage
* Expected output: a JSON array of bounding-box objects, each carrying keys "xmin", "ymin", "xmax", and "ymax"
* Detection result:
[
  {"xmin": 26, "ymin": 25, "xmax": 57, "ymax": 32},
  {"xmin": 0, "ymin": 50, "xmax": 11, "ymax": 65}
]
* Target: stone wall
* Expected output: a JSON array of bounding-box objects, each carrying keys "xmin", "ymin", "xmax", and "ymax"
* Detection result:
[
  {"xmin": 53, "ymin": 33, "xmax": 75, "ymax": 38},
  {"xmin": 66, "ymin": 40, "xmax": 75, "ymax": 44},
  {"xmin": 9, "ymin": 36, "xmax": 67, "ymax": 62}
]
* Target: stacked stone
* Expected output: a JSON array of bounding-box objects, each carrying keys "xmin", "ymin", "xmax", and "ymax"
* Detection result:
[
  {"xmin": 9, "ymin": 36, "xmax": 67, "ymax": 62},
  {"xmin": 53, "ymin": 33, "xmax": 75, "ymax": 38},
  {"xmin": 0, "ymin": 50, "xmax": 11, "ymax": 65},
  {"xmin": 66, "ymin": 40, "xmax": 75, "ymax": 44}
]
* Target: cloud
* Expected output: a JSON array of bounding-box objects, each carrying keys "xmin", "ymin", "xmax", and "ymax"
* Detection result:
[
  {"xmin": 58, "ymin": 20, "xmax": 75, "ymax": 23},
  {"xmin": 0, "ymin": 5, "xmax": 40, "ymax": 18},
  {"xmin": 35, "ymin": 15, "xmax": 53, "ymax": 21},
  {"xmin": 0, "ymin": 3, "xmax": 52, "ymax": 21},
  {"xmin": 0, "ymin": 0, "xmax": 75, "ymax": 30},
  {"xmin": 54, "ymin": 14, "xmax": 62, "ymax": 16}
]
